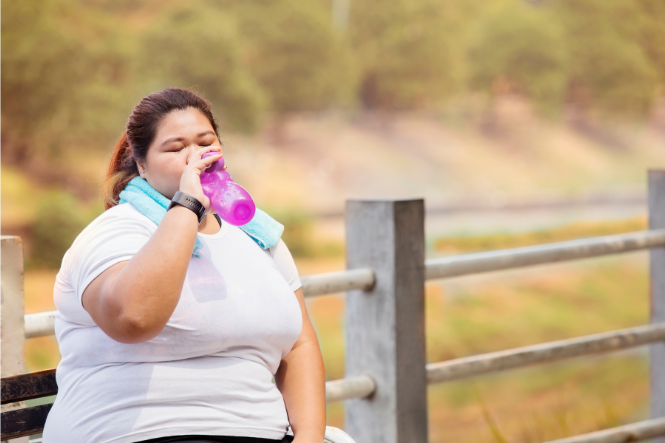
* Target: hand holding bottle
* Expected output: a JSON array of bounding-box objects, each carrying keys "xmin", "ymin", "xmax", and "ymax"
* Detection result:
[{"xmin": 200, "ymin": 152, "xmax": 256, "ymax": 226}]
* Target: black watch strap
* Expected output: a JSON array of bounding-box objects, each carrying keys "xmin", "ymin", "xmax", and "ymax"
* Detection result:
[{"xmin": 167, "ymin": 191, "xmax": 206, "ymax": 224}]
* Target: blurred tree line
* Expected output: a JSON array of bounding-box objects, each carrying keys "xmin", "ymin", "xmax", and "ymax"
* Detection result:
[
  {"xmin": 2, "ymin": 0, "xmax": 664, "ymax": 268},
  {"xmin": 3, "ymin": 0, "xmax": 664, "ymax": 163}
]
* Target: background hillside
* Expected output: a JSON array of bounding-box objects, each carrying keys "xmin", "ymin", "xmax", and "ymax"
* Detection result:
[{"xmin": 4, "ymin": 0, "xmax": 665, "ymax": 262}]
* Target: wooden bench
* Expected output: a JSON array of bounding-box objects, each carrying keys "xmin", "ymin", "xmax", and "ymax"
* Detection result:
[
  {"xmin": 1, "ymin": 368, "xmax": 58, "ymax": 440},
  {"xmin": 1, "ymin": 369, "xmax": 356, "ymax": 443}
]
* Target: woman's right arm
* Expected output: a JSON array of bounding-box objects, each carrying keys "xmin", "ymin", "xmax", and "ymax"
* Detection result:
[{"xmin": 81, "ymin": 146, "xmax": 221, "ymax": 344}]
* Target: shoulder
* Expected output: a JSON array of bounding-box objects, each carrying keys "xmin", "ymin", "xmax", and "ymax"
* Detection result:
[
  {"xmin": 62, "ymin": 203, "xmax": 155, "ymax": 268},
  {"xmin": 267, "ymin": 239, "xmax": 302, "ymax": 292},
  {"xmin": 59, "ymin": 203, "xmax": 156, "ymax": 299},
  {"xmin": 79, "ymin": 203, "xmax": 153, "ymax": 240},
  {"xmin": 98, "ymin": 202, "xmax": 153, "ymax": 224},
  {"xmin": 268, "ymin": 238, "xmax": 289, "ymax": 257}
]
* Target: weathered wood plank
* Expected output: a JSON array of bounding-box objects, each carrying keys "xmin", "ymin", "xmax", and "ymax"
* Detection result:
[
  {"xmin": 1, "ymin": 403, "xmax": 53, "ymax": 439},
  {"xmin": 1, "ymin": 237, "xmax": 26, "ymax": 378},
  {"xmin": 1, "ymin": 369, "xmax": 58, "ymax": 405}
]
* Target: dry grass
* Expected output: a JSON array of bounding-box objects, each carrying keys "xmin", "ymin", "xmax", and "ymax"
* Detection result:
[{"xmin": 306, "ymin": 255, "xmax": 650, "ymax": 441}]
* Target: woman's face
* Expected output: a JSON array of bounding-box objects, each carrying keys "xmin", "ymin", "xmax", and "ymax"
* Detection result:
[{"xmin": 138, "ymin": 107, "xmax": 221, "ymax": 200}]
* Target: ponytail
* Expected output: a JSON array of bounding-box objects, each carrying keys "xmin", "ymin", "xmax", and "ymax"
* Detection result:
[{"xmin": 103, "ymin": 132, "xmax": 139, "ymax": 210}]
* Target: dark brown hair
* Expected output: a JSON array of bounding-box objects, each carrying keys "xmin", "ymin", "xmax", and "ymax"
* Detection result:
[{"xmin": 103, "ymin": 88, "xmax": 219, "ymax": 210}]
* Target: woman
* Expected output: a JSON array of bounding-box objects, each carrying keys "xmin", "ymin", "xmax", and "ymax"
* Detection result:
[{"xmin": 42, "ymin": 88, "xmax": 326, "ymax": 443}]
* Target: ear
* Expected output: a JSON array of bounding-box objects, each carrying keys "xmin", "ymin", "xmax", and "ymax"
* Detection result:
[{"xmin": 136, "ymin": 161, "xmax": 146, "ymax": 177}]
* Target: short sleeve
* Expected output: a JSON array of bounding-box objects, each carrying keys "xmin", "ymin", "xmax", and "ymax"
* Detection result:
[
  {"xmin": 66, "ymin": 204, "xmax": 155, "ymax": 305},
  {"xmin": 269, "ymin": 239, "xmax": 302, "ymax": 292}
]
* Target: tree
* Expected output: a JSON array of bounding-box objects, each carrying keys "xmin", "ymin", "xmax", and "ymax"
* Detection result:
[
  {"xmin": 226, "ymin": 0, "xmax": 353, "ymax": 113},
  {"xmin": 466, "ymin": 0, "xmax": 569, "ymax": 114},
  {"xmin": 635, "ymin": 0, "xmax": 665, "ymax": 86},
  {"xmin": 350, "ymin": 0, "xmax": 471, "ymax": 110},
  {"xmin": 552, "ymin": 0, "xmax": 659, "ymax": 117},
  {"xmin": 140, "ymin": 4, "xmax": 265, "ymax": 132},
  {"xmin": 2, "ymin": 0, "xmax": 138, "ymax": 161}
]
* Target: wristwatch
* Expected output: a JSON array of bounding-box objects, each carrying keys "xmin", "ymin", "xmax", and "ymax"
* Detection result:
[{"xmin": 167, "ymin": 191, "xmax": 206, "ymax": 224}]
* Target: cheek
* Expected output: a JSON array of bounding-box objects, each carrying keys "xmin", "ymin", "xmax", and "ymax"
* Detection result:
[
  {"xmin": 158, "ymin": 155, "xmax": 187, "ymax": 175},
  {"xmin": 167, "ymin": 158, "xmax": 186, "ymax": 174},
  {"xmin": 146, "ymin": 156, "xmax": 184, "ymax": 185}
]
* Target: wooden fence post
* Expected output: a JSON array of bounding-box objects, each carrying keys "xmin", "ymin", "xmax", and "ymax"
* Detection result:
[
  {"xmin": 1, "ymin": 236, "xmax": 29, "ymax": 443},
  {"xmin": 345, "ymin": 199, "xmax": 428, "ymax": 443},
  {"xmin": 649, "ymin": 171, "xmax": 665, "ymax": 443}
]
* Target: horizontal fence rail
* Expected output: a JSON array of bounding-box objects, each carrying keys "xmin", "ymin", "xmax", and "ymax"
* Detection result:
[
  {"xmin": 425, "ymin": 229, "xmax": 665, "ymax": 280},
  {"xmin": 325, "ymin": 375, "xmax": 376, "ymax": 404},
  {"xmin": 542, "ymin": 417, "xmax": 665, "ymax": 443},
  {"xmin": 25, "ymin": 230, "xmax": 665, "ymax": 339},
  {"xmin": 25, "ymin": 311, "xmax": 57, "ymax": 339},
  {"xmin": 427, "ymin": 323, "xmax": 665, "ymax": 384},
  {"xmin": 301, "ymin": 268, "xmax": 375, "ymax": 298},
  {"xmin": 23, "ymin": 268, "xmax": 377, "ymax": 339}
]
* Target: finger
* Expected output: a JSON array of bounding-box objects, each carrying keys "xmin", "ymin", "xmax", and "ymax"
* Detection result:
[
  {"xmin": 187, "ymin": 146, "xmax": 222, "ymax": 165},
  {"xmin": 188, "ymin": 152, "xmax": 223, "ymax": 172},
  {"xmin": 199, "ymin": 152, "xmax": 223, "ymax": 165},
  {"xmin": 188, "ymin": 144, "xmax": 221, "ymax": 158},
  {"xmin": 196, "ymin": 145, "xmax": 222, "ymax": 156}
]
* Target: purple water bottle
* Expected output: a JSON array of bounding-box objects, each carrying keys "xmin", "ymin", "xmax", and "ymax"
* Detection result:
[{"xmin": 200, "ymin": 152, "xmax": 256, "ymax": 226}]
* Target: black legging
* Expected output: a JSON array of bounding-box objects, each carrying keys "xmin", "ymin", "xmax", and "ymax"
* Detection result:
[{"xmin": 136, "ymin": 435, "xmax": 294, "ymax": 443}]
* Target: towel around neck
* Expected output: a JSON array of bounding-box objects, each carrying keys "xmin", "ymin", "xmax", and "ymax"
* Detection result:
[{"xmin": 118, "ymin": 177, "xmax": 284, "ymax": 258}]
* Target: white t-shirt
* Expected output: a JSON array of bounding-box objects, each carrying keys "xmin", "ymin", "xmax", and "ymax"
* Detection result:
[{"xmin": 42, "ymin": 203, "xmax": 303, "ymax": 443}]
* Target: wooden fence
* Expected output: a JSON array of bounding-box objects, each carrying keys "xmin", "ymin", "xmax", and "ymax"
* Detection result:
[{"xmin": 2, "ymin": 170, "xmax": 665, "ymax": 443}]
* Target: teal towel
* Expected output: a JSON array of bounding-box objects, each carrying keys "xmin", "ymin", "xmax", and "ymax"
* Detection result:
[{"xmin": 118, "ymin": 177, "xmax": 284, "ymax": 258}]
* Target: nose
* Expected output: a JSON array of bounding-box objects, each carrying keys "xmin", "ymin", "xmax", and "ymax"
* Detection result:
[{"xmin": 184, "ymin": 144, "xmax": 201, "ymax": 163}]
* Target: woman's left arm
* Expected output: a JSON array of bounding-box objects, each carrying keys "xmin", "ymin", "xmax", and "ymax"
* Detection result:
[{"xmin": 275, "ymin": 287, "xmax": 326, "ymax": 443}]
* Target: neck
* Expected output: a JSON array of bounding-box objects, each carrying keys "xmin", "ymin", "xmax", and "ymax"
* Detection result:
[{"xmin": 197, "ymin": 213, "xmax": 221, "ymax": 234}]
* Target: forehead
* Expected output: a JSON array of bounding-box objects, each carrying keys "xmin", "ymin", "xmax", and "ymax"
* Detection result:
[{"xmin": 154, "ymin": 108, "xmax": 214, "ymax": 142}]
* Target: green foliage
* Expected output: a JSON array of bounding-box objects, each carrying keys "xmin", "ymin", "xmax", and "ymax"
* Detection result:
[
  {"xmin": 29, "ymin": 192, "xmax": 96, "ymax": 269},
  {"xmin": 467, "ymin": 1, "xmax": 569, "ymax": 113},
  {"xmin": 635, "ymin": 0, "xmax": 665, "ymax": 85},
  {"xmin": 1, "ymin": 1, "xmax": 88, "ymax": 140},
  {"xmin": 2, "ymin": 0, "xmax": 138, "ymax": 158},
  {"xmin": 552, "ymin": 0, "xmax": 660, "ymax": 117},
  {"xmin": 266, "ymin": 208, "xmax": 343, "ymax": 258},
  {"xmin": 275, "ymin": 210, "xmax": 316, "ymax": 258},
  {"xmin": 140, "ymin": 4, "xmax": 265, "ymax": 132},
  {"xmin": 350, "ymin": 0, "xmax": 470, "ymax": 109},
  {"xmin": 227, "ymin": 0, "xmax": 353, "ymax": 113},
  {"xmin": 2, "ymin": 0, "xmax": 664, "ymax": 164}
]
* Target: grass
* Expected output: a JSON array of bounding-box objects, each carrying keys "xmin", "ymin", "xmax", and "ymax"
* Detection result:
[{"xmin": 20, "ymin": 219, "xmax": 652, "ymax": 442}]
